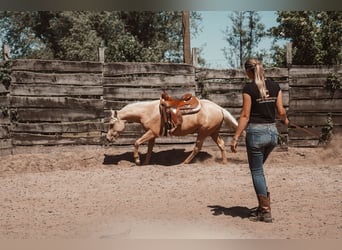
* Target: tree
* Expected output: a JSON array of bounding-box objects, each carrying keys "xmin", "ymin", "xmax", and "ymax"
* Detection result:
[
  {"xmin": 318, "ymin": 11, "xmax": 342, "ymax": 65},
  {"xmin": 0, "ymin": 11, "xmax": 202, "ymax": 63},
  {"xmin": 271, "ymin": 11, "xmax": 342, "ymax": 65},
  {"xmin": 222, "ymin": 11, "xmax": 266, "ymax": 68}
]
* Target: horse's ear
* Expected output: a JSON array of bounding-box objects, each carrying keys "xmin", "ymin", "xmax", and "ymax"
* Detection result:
[{"xmin": 110, "ymin": 109, "xmax": 119, "ymax": 119}]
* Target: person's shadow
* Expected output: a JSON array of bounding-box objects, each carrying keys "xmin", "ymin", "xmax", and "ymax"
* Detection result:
[{"xmin": 208, "ymin": 205, "xmax": 254, "ymax": 219}]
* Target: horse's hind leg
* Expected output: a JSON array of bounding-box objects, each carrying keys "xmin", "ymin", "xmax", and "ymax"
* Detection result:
[
  {"xmin": 182, "ymin": 135, "xmax": 205, "ymax": 164},
  {"xmin": 211, "ymin": 131, "xmax": 227, "ymax": 164},
  {"xmin": 143, "ymin": 138, "xmax": 155, "ymax": 165}
]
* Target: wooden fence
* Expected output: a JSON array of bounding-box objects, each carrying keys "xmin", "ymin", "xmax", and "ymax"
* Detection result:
[
  {"xmin": 0, "ymin": 62, "xmax": 11, "ymax": 155},
  {"xmin": 9, "ymin": 60, "xmax": 104, "ymax": 147},
  {"xmin": 288, "ymin": 65, "xmax": 342, "ymax": 147},
  {"xmin": 0, "ymin": 59, "xmax": 341, "ymax": 155}
]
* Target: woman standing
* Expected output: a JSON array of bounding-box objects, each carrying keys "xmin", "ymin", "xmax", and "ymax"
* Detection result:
[{"xmin": 230, "ymin": 58, "xmax": 289, "ymax": 223}]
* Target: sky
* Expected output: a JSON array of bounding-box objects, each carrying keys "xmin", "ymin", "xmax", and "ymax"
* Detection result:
[{"xmin": 191, "ymin": 11, "xmax": 282, "ymax": 69}]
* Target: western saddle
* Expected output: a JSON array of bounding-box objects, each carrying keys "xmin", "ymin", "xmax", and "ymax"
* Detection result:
[{"xmin": 159, "ymin": 90, "xmax": 201, "ymax": 135}]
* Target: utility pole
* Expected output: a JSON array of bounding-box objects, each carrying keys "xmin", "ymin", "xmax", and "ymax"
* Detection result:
[{"xmin": 182, "ymin": 11, "xmax": 191, "ymax": 64}]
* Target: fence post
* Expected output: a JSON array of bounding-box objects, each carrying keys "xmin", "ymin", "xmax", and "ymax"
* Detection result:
[
  {"xmin": 286, "ymin": 42, "xmax": 292, "ymax": 67},
  {"xmin": 192, "ymin": 48, "xmax": 198, "ymax": 67},
  {"xmin": 98, "ymin": 42, "xmax": 106, "ymax": 63},
  {"xmin": 182, "ymin": 11, "xmax": 191, "ymax": 64},
  {"xmin": 2, "ymin": 44, "xmax": 10, "ymax": 61}
]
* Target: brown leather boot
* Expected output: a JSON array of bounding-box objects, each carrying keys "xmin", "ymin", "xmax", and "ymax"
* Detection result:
[{"xmin": 249, "ymin": 193, "xmax": 272, "ymax": 223}]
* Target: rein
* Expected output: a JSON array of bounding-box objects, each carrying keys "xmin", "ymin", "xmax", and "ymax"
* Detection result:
[{"xmin": 288, "ymin": 122, "xmax": 321, "ymax": 137}]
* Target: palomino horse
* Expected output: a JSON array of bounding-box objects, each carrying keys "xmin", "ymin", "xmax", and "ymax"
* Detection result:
[{"xmin": 106, "ymin": 99, "xmax": 238, "ymax": 165}]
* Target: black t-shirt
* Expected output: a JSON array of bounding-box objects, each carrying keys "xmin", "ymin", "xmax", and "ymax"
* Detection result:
[{"xmin": 242, "ymin": 79, "xmax": 280, "ymax": 124}]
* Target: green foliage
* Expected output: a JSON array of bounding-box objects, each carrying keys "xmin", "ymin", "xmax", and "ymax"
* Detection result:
[
  {"xmin": 271, "ymin": 11, "xmax": 342, "ymax": 65},
  {"xmin": 222, "ymin": 11, "xmax": 266, "ymax": 68},
  {"xmin": 0, "ymin": 11, "xmax": 202, "ymax": 63},
  {"xmin": 326, "ymin": 72, "xmax": 341, "ymax": 91},
  {"xmin": 266, "ymin": 43, "xmax": 287, "ymax": 68}
]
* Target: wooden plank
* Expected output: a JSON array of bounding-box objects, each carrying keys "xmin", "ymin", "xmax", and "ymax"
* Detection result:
[
  {"xmin": 12, "ymin": 133, "xmax": 104, "ymax": 146},
  {"xmin": 196, "ymin": 68, "xmax": 246, "ymax": 79},
  {"xmin": 290, "ymin": 65, "xmax": 342, "ymax": 76},
  {"xmin": 0, "ymin": 139, "xmax": 12, "ymax": 149},
  {"xmin": 104, "ymin": 100, "xmax": 133, "ymax": 110},
  {"xmin": 196, "ymin": 67, "xmax": 288, "ymax": 79},
  {"xmin": 0, "ymin": 83, "xmax": 10, "ymax": 94},
  {"xmin": 0, "ymin": 96, "xmax": 9, "ymax": 107},
  {"xmin": 289, "ymin": 113, "xmax": 342, "ymax": 126},
  {"xmin": 208, "ymin": 90, "xmax": 288, "ymax": 107},
  {"xmin": 104, "ymin": 87, "xmax": 195, "ymax": 100},
  {"xmin": 288, "ymin": 139, "xmax": 320, "ymax": 147},
  {"xmin": 12, "ymin": 59, "xmax": 102, "ymax": 73},
  {"xmin": 290, "ymin": 99, "xmax": 342, "ymax": 112},
  {"xmin": 10, "ymin": 96, "xmax": 103, "ymax": 110},
  {"xmin": 202, "ymin": 82, "xmax": 245, "ymax": 92},
  {"xmin": 15, "ymin": 108, "xmax": 104, "ymax": 122},
  {"xmin": 11, "ymin": 71, "xmax": 102, "ymax": 86},
  {"xmin": 290, "ymin": 77, "xmax": 328, "ymax": 87},
  {"xmin": 201, "ymin": 80, "xmax": 288, "ymax": 93},
  {"xmin": 12, "ymin": 122, "xmax": 105, "ymax": 133},
  {"xmin": 289, "ymin": 87, "xmax": 342, "ymax": 100},
  {"xmin": 288, "ymin": 128, "xmax": 321, "ymax": 139},
  {"xmin": 0, "ymin": 125, "xmax": 10, "ymax": 138},
  {"xmin": 104, "ymin": 62, "xmax": 194, "ymax": 76},
  {"xmin": 265, "ymin": 68, "xmax": 289, "ymax": 77},
  {"xmin": 10, "ymin": 84, "xmax": 103, "ymax": 96},
  {"xmin": 0, "ymin": 117, "xmax": 10, "ymax": 124},
  {"xmin": 103, "ymin": 75, "xmax": 195, "ymax": 87},
  {"xmin": 206, "ymin": 93, "xmax": 243, "ymax": 107},
  {"xmin": 0, "ymin": 147, "xmax": 12, "ymax": 156}
]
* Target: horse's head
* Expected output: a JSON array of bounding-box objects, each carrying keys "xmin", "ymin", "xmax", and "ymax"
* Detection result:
[{"xmin": 106, "ymin": 110, "xmax": 126, "ymax": 142}]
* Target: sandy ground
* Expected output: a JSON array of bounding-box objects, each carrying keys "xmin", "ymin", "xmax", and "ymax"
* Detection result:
[{"xmin": 0, "ymin": 137, "xmax": 341, "ymax": 239}]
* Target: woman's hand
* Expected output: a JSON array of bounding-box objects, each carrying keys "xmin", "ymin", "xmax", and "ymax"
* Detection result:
[{"xmin": 230, "ymin": 137, "xmax": 238, "ymax": 153}]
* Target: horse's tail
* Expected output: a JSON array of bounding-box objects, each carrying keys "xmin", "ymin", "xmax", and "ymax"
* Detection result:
[{"xmin": 221, "ymin": 108, "xmax": 238, "ymax": 129}]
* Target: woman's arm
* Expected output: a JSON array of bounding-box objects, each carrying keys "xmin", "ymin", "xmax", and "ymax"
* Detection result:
[
  {"xmin": 276, "ymin": 90, "xmax": 289, "ymax": 126},
  {"xmin": 231, "ymin": 93, "xmax": 251, "ymax": 153}
]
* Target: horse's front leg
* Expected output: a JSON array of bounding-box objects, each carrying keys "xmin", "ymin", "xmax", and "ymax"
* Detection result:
[
  {"xmin": 182, "ymin": 134, "xmax": 205, "ymax": 164},
  {"xmin": 133, "ymin": 130, "xmax": 156, "ymax": 165}
]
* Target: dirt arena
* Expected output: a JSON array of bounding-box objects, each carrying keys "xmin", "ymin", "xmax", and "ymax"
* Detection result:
[{"xmin": 0, "ymin": 137, "xmax": 341, "ymax": 239}]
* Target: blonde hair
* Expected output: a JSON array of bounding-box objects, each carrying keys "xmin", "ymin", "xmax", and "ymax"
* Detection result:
[{"xmin": 244, "ymin": 58, "xmax": 269, "ymax": 99}]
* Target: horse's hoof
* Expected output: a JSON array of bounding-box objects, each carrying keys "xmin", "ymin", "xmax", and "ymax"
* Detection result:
[{"xmin": 135, "ymin": 159, "xmax": 141, "ymax": 165}]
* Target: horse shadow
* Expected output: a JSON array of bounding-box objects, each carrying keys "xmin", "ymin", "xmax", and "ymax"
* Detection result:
[
  {"xmin": 103, "ymin": 148, "xmax": 213, "ymax": 166},
  {"xmin": 207, "ymin": 205, "xmax": 253, "ymax": 219}
]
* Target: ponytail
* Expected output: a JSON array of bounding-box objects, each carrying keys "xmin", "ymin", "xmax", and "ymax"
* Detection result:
[{"xmin": 244, "ymin": 58, "xmax": 269, "ymax": 99}]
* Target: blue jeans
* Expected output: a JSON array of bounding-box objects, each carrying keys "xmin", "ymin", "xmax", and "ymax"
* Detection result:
[{"xmin": 245, "ymin": 123, "xmax": 278, "ymax": 196}]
